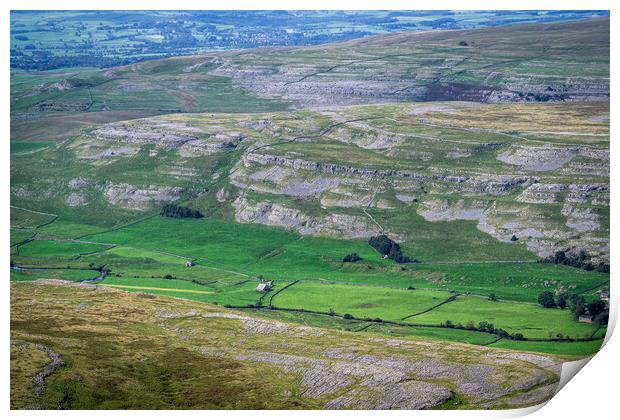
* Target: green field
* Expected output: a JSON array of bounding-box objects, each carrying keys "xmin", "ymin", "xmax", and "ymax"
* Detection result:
[
  {"xmin": 270, "ymin": 281, "xmax": 452, "ymax": 320},
  {"xmin": 8, "ymin": 214, "xmax": 607, "ymax": 357},
  {"xmin": 10, "ymin": 268, "xmax": 100, "ymax": 282},
  {"xmin": 17, "ymin": 240, "xmax": 112, "ymax": 259},
  {"xmin": 411, "ymin": 295, "xmax": 599, "ymax": 339},
  {"xmin": 10, "ymin": 206, "xmax": 56, "ymax": 229},
  {"xmin": 489, "ymin": 338, "xmax": 605, "ymax": 357},
  {"xmin": 10, "ymin": 141, "xmax": 54, "ymax": 155}
]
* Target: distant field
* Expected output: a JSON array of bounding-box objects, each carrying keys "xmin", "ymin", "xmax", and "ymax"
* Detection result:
[
  {"xmin": 412, "ymin": 295, "xmax": 599, "ymax": 339},
  {"xmin": 17, "ymin": 240, "xmax": 112, "ymax": 259},
  {"xmin": 103, "ymin": 246, "xmax": 188, "ymax": 264},
  {"xmin": 83, "ymin": 217, "xmax": 389, "ymax": 275},
  {"xmin": 10, "ymin": 228, "xmax": 34, "ymax": 246},
  {"xmin": 10, "ymin": 268, "xmax": 100, "ymax": 282},
  {"xmin": 270, "ymin": 281, "xmax": 452, "ymax": 320},
  {"xmin": 489, "ymin": 338, "xmax": 605, "ymax": 357},
  {"xmin": 81, "ymin": 217, "xmax": 607, "ymax": 303},
  {"xmin": 99, "ymin": 276, "xmax": 286, "ymax": 307},
  {"xmin": 10, "ymin": 210, "xmax": 608, "ymax": 357},
  {"xmin": 10, "ymin": 206, "xmax": 56, "ymax": 229},
  {"xmin": 10, "ymin": 141, "xmax": 54, "ymax": 155}
]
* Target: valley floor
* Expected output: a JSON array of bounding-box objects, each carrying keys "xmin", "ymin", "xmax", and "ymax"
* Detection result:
[{"xmin": 10, "ymin": 213, "xmax": 608, "ymax": 358}]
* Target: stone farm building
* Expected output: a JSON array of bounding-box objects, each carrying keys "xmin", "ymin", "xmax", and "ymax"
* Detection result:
[{"xmin": 256, "ymin": 280, "xmax": 273, "ymax": 292}]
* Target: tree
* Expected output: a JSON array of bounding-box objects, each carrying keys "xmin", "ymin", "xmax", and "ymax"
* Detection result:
[
  {"xmin": 594, "ymin": 309, "xmax": 609, "ymax": 327},
  {"xmin": 368, "ymin": 235, "xmax": 393, "ymax": 255},
  {"xmin": 160, "ymin": 204, "xmax": 203, "ymax": 219},
  {"xmin": 538, "ymin": 291, "xmax": 556, "ymax": 308},
  {"xmin": 587, "ymin": 299, "xmax": 606, "ymax": 318},
  {"xmin": 328, "ymin": 308, "xmax": 335, "ymax": 316},
  {"xmin": 556, "ymin": 293, "xmax": 567, "ymax": 309},
  {"xmin": 478, "ymin": 321, "xmax": 495, "ymax": 333},
  {"xmin": 496, "ymin": 329, "xmax": 510, "ymax": 338},
  {"xmin": 368, "ymin": 235, "xmax": 413, "ymax": 264},
  {"xmin": 343, "ymin": 313, "xmax": 353, "ymax": 320},
  {"xmin": 554, "ymin": 250, "xmax": 566, "ymax": 264},
  {"xmin": 568, "ymin": 294, "xmax": 586, "ymax": 317},
  {"xmin": 342, "ymin": 253, "xmax": 362, "ymax": 263}
]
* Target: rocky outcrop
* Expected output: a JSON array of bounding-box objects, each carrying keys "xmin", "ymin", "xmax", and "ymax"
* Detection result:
[
  {"xmin": 104, "ymin": 183, "xmax": 185, "ymax": 210},
  {"xmin": 497, "ymin": 146, "xmax": 577, "ymax": 172},
  {"xmin": 243, "ymin": 153, "xmax": 423, "ymax": 180},
  {"xmin": 517, "ymin": 183, "xmax": 566, "ymax": 204},
  {"xmin": 234, "ymin": 197, "xmax": 380, "ymax": 238}
]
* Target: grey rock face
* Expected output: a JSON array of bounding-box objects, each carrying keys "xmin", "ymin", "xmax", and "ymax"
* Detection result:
[{"xmin": 104, "ymin": 183, "xmax": 185, "ymax": 210}]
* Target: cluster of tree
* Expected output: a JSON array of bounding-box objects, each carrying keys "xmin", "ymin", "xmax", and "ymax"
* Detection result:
[
  {"xmin": 342, "ymin": 253, "xmax": 362, "ymax": 263},
  {"xmin": 339, "ymin": 312, "xmax": 384, "ymax": 322},
  {"xmin": 441, "ymin": 320, "xmax": 526, "ymax": 340},
  {"xmin": 160, "ymin": 204, "xmax": 203, "ymax": 219},
  {"xmin": 545, "ymin": 250, "xmax": 609, "ymax": 273},
  {"xmin": 192, "ymin": 278, "xmax": 213, "ymax": 286},
  {"xmin": 368, "ymin": 235, "xmax": 415, "ymax": 263},
  {"xmin": 537, "ymin": 290, "xmax": 609, "ymax": 326}
]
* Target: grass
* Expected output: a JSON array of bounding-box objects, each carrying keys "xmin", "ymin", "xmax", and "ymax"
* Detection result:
[
  {"xmin": 10, "ymin": 207, "xmax": 56, "ymax": 229},
  {"xmin": 10, "ymin": 268, "xmax": 100, "ymax": 282},
  {"xmin": 489, "ymin": 338, "xmax": 605, "ymax": 358},
  {"xmin": 10, "ymin": 212, "xmax": 608, "ymax": 354},
  {"xmin": 270, "ymin": 281, "xmax": 452, "ymax": 320},
  {"xmin": 10, "ymin": 228, "xmax": 35, "ymax": 246},
  {"xmin": 81, "ymin": 216, "xmax": 607, "ymax": 303},
  {"xmin": 412, "ymin": 295, "xmax": 599, "ymax": 339},
  {"xmin": 10, "ymin": 141, "xmax": 54, "ymax": 155},
  {"xmin": 103, "ymin": 246, "xmax": 188, "ymax": 264},
  {"xmin": 10, "ymin": 281, "xmax": 565, "ymax": 409},
  {"xmin": 83, "ymin": 217, "xmax": 388, "ymax": 275},
  {"xmin": 17, "ymin": 240, "xmax": 112, "ymax": 259}
]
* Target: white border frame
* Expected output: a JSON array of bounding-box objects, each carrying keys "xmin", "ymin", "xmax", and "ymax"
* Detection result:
[{"xmin": 3, "ymin": 2, "xmax": 616, "ymax": 419}]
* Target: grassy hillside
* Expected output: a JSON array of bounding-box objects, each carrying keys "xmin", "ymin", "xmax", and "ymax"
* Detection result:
[
  {"xmin": 10, "ymin": 100, "xmax": 609, "ymax": 358},
  {"xmin": 10, "ymin": 18, "xmax": 609, "ymax": 141},
  {"xmin": 11, "ymin": 101, "xmax": 609, "ymax": 262},
  {"xmin": 11, "ymin": 281, "xmax": 566, "ymax": 409}
]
